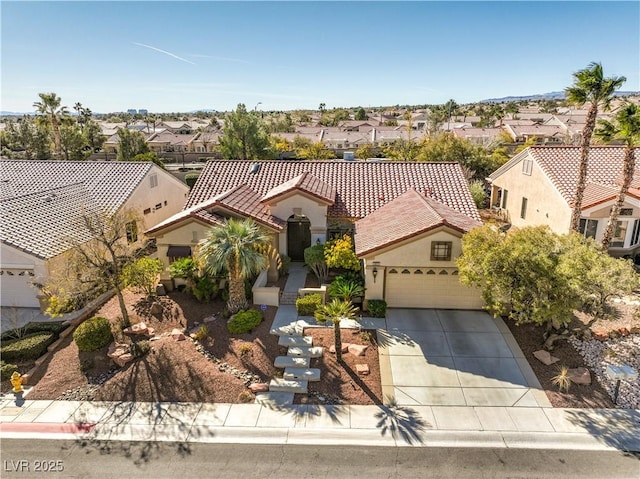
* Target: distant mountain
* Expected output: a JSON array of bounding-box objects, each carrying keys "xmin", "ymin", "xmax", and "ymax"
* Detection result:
[
  {"xmin": 0, "ymin": 111, "xmax": 36, "ymax": 116},
  {"xmin": 482, "ymin": 91, "xmax": 639, "ymax": 103}
]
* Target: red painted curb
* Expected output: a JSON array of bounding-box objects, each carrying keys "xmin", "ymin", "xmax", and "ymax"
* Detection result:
[{"xmin": 0, "ymin": 422, "xmax": 95, "ymax": 434}]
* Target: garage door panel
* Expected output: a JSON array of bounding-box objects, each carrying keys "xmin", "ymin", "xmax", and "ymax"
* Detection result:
[
  {"xmin": 1, "ymin": 274, "xmax": 40, "ymax": 308},
  {"xmin": 386, "ymin": 270, "xmax": 483, "ymax": 309}
]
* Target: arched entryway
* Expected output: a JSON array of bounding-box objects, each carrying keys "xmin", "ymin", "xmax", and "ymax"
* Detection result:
[{"xmin": 287, "ymin": 215, "xmax": 311, "ymax": 261}]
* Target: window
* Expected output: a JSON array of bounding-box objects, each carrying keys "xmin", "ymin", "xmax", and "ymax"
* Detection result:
[
  {"xmin": 520, "ymin": 197, "xmax": 528, "ymax": 219},
  {"xmin": 401, "ymin": 269, "xmax": 411, "ymax": 274},
  {"xmin": 579, "ymin": 219, "xmax": 598, "ymax": 239},
  {"xmin": 620, "ymin": 208, "xmax": 633, "ymax": 216},
  {"xmin": 522, "ymin": 158, "xmax": 533, "ymax": 175},
  {"xmin": 612, "ymin": 221, "xmax": 628, "ymax": 247},
  {"xmin": 125, "ymin": 221, "xmax": 138, "ymax": 244},
  {"xmin": 143, "ymin": 208, "xmax": 151, "ymax": 215},
  {"xmin": 155, "ymin": 203, "xmax": 162, "ymax": 210},
  {"xmin": 431, "ymin": 241, "xmax": 452, "ymax": 261},
  {"xmin": 150, "ymin": 174, "xmax": 158, "ymax": 188},
  {"xmin": 501, "ymin": 189, "xmax": 508, "ymax": 209},
  {"xmin": 631, "ymin": 220, "xmax": 640, "ymax": 246}
]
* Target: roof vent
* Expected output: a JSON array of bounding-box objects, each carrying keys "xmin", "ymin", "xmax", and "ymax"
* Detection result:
[{"xmin": 250, "ymin": 163, "xmax": 261, "ymax": 174}]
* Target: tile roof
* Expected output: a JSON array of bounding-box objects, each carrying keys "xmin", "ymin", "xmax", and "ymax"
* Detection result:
[
  {"xmin": 186, "ymin": 160, "xmax": 480, "ymax": 221},
  {"xmin": 354, "ymin": 188, "xmax": 482, "ymax": 256},
  {"xmin": 261, "ymin": 172, "xmax": 336, "ymax": 205},
  {"xmin": 146, "ymin": 184, "xmax": 285, "ymax": 235},
  {"xmin": 528, "ymin": 146, "xmax": 640, "ymax": 207},
  {"xmin": 0, "ymin": 183, "xmax": 102, "ymax": 259},
  {"xmin": 0, "ymin": 160, "xmax": 155, "ymax": 258}
]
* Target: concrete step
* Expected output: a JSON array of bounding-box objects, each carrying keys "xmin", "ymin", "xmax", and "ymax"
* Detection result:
[
  {"xmin": 278, "ymin": 335, "xmax": 313, "ymax": 347},
  {"xmin": 287, "ymin": 346, "xmax": 323, "ymax": 358},
  {"xmin": 269, "ymin": 378, "xmax": 308, "ymax": 394},
  {"xmin": 254, "ymin": 392, "xmax": 295, "ymax": 406},
  {"xmin": 270, "ymin": 323, "xmax": 304, "ymax": 337},
  {"xmin": 274, "ymin": 356, "xmax": 310, "ymax": 368},
  {"xmin": 283, "ymin": 367, "xmax": 321, "ymax": 382}
]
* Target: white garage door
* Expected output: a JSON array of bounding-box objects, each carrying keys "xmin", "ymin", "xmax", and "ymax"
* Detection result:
[
  {"xmin": 385, "ymin": 267, "xmax": 483, "ymax": 309},
  {"xmin": 1, "ymin": 270, "xmax": 40, "ymax": 308}
]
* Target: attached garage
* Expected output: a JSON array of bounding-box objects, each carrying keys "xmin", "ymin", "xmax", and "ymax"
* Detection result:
[{"xmin": 385, "ymin": 267, "xmax": 483, "ymax": 309}]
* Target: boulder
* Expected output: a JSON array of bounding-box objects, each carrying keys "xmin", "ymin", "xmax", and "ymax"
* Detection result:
[
  {"xmin": 533, "ymin": 350, "xmax": 560, "ymax": 366},
  {"xmin": 113, "ymin": 353, "xmax": 134, "ymax": 368},
  {"xmin": 150, "ymin": 302, "xmax": 163, "ymax": 315},
  {"xmin": 329, "ymin": 343, "xmax": 350, "ymax": 354},
  {"xmin": 155, "ymin": 284, "xmax": 166, "ymax": 296},
  {"xmin": 355, "ymin": 364, "xmax": 370, "ymax": 375},
  {"xmin": 592, "ymin": 329, "xmax": 609, "ymax": 341},
  {"xmin": 567, "ymin": 367, "xmax": 591, "ymax": 385},
  {"xmin": 170, "ymin": 328, "xmax": 186, "ymax": 341},
  {"xmin": 107, "ymin": 342, "xmax": 134, "ymax": 367},
  {"xmin": 348, "ymin": 344, "xmax": 368, "ymax": 356},
  {"xmin": 248, "ymin": 383, "xmax": 270, "ymax": 393}
]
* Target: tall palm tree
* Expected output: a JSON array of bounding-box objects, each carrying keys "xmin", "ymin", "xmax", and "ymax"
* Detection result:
[
  {"xmin": 314, "ymin": 299, "xmax": 358, "ymax": 362},
  {"xmin": 33, "ymin": 92, "xmax": 68, "ymax": 158},
  {"xmin": 565, "ymin": 62, "xmax": 626, "ymax": 232},
  {"xmin": 197, "ymin": 218, "xmax": 272, "ymax": 314},
  {"xmin": 595, "ymin": 103, "xmax": 640, "ymax": 250}
]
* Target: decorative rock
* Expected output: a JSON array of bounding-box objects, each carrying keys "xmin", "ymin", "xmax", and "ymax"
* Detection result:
[
  {"xmin": 329, "ymin": 343, "xmax": 350, "ymax": 354},
  {"xmin": 533, "ymin": 350, "xmax": 560, "ymax": 366},
  {"xmin": 150, "ymin": 302, "xmax": 163, "ymax": 315},
  {"xmin": 204, "ymin": 315, "xmax": 217, "ymax": 323},
  {"xmin": 348, "ymin": 344, "xmax": 368, "ymax": 356},
  {"xmin": 156, "ymin": 284, "xmax": 166, "ymax": 296},
  {"xmin": 248, "ymin": 382, "xmax": 270, "ymax": 393},
  {"xmin": 567, "ymin": 367, "xmax": 591, "ymax": 385},
  {"xmin": 592, "ymin": 329, "xmax": 609, "ymax": 341},
  {"xmin": 113, "ymin": 353, "xmax": 134, "ymax": 367},
  {"xmin": 355, "ymin": 364, "xmax": 370, "ymax": 375}
]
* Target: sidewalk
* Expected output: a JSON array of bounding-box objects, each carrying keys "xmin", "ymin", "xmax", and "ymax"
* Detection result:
[{"xmin": 1, "ymin": 397, "xmax": 639, "ymax": 451}]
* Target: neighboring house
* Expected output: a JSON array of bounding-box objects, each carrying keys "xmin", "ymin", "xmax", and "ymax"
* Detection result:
[
  {"xmin": 487, "ymin": 146, "xmax": 640, "ymax": 257},
  {"xmin": 0, "ymin": 160, "xmax": 190, "ymax": 310},
  {"xmin": 503, "ymin": 124, "xmax": 568, "ymax": 145},
  {"xmin": 146, "ymin": 131, "xmax": 198, "ymax": 153},
  {"xmin": 146, "ymin": 160, "xmax": 484, "ymax": 309},
  {"xmin": 189, "ymin": 131, "xmax": 222, "ymax": 153},
  {"xmin": 451, "ymin": 127, "xmax": 504, "ymax": 147}
]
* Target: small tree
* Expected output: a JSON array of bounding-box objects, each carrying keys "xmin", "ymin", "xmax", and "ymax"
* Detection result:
[
  {"xmin": 304, "ymin": 243, "xmax": 328, "ymax": 284},
  {"xmin": 469, "ymin": 180, "xmax": 487, "ymax": 209},
  {"xmin": 117, "ymin": 128, "xmax": 149, "ymax": 161},
  {"xmin": 324, "ymin": 235, "xmax": 360, "ymax": 271},
  {"xmin": 314, "ymin": 299, "xmax": 358, "ymax": 362},
  {"xmin": 122, "ymin": 257, "xmax": 164, "ymax": 297}
]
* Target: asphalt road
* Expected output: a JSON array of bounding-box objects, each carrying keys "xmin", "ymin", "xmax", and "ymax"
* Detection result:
[{"xmin": 1, "ymin": 440, "xmax": 638, "ymax": 479}]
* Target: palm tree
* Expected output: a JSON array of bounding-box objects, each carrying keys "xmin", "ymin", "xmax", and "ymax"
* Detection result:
[
  {"xmin": 314, "ymin": 299, "xmax": 358, "ymax": 362},
  {"xmin": 33, "ymin": 92, "xmax": 68, "ymax": 158},
  {"xmin": 595, "ymin": 103, "xmax": 640, "ymax": 249},
  {"xmin": 565, "ymin": 62, "xmax": 626, "ymax": 232},
  {"xmin": 197, "ymin": 218, "xmax": 272, "ymax": 314}
]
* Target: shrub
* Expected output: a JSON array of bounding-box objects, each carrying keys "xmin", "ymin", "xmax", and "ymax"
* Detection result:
[
  {"xmin": 1, "ymin": 321, "xmax": 67, "ymax": 341},
  {"xmin": 0, "ymin": 332, "xmax": 56, "ymax": 362},
  {"xmin": 328, "ymin": 277, "xmax": 364, "ymax": 302},
  {"xmin": 193, "ymin": 325, "xmax": 209, "ymax": 341},
  {"xmin": 185, "ymin": 173, "xmax": 200, "ymax": 188},
  {"xmin": 73, "ymin": 317, "xmax": 113, "ymax": 352},
  {"xmin": 367, "ymin": 299, "xmax": 387, "ymax": 318},
  {"xmin": 238, "ymin": 342, "xmax": 253, "ymax": 356},
  {"xmin": 279, "ymin": 255, "xmax": 291, "ymax": 276},
  {"xmin": 130, "ymin": 340, "xmax": 151, "ymax": 358},
  {"xmin": 238, "ymin": 391, "xmax": 254, "ymax": 403},
  {"xmin": 192, "ymin": 277, "xmax": 218, "ymax": 302},
  {"xmin": 122, "ymin": 257, "xmax": 164, "ymax": 296},
  {"xmin": 169, "ymin": 257, "xmax": 198, "ymax": 280},
  {"xmin": 296, "ymin": 293, "xmax": 322, "ymax": 316},
  {"xmin": 227, "ymin": 309, "xmax": 263, "ymax": 334},
  {"xmin": 324, "ymin": 234, "xmax": 360, "ymax": 271},
  {"xmin": 0, "ymin": 361, "xmax": 18, "ymax": 380},
  {"xmin": 469, "ymin": 180, "xmax": 487, "ymax": 209}
]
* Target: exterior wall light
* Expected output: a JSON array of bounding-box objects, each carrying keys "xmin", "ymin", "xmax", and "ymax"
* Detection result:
[{"xmin": 372, "ymin": 267, "xmax": 378, "ymax": 283}]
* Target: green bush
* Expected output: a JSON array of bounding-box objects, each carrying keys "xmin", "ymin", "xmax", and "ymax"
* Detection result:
[
  {"xmin": 73, "ymin": 317, "xmax": 113, "ymax": 352},
  {"xmin": 227, "ymin": 309, "xmax": 263, "ymax": 334},
  {"xmin": 192, "ymin": 276, "xmax": 218, "ymax": 302},
  {"xmin": 1, "ymin": 321, "xmax": 68, "ymax": 341},
  {"xmin": 0, "ymin": 332, "xmax": 56, "ymax": 362},
  {"xmin": 296, "ymin": 293, "xmax": 323, "ymax": 316},
  {"xmin": 130, "ymin": 340, "xmax": 151, "ymax": 358},
  {"xmin": 279, "ymin": 255, "xmax": 291, "ymax": 275},
  {"xmin": 367, "ymin": 299, "xmax": 387, "ymax": 318},
  {"xmin": 185, "ymin": 173, "xmax": 200, "ymax": 188},
  {"xmin": 0, "ymin": 361, "xmax": 18, "ymax": 380},
  {"xmin": 328, "ymin": 277, "xmax": 365, "ymax": 301}
]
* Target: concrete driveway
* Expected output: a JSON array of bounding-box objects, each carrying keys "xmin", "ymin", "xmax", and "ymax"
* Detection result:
[{"xmin": 378, "ymin": 309, "xmax": 551, "ymax": 407}]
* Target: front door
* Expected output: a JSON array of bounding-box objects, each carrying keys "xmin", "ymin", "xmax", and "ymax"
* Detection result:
[{"xmin": 287, "ymin": 216, "xmax": 311, "ymax": 261}]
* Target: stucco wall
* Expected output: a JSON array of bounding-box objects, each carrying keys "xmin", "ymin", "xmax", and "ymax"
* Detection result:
[
  {"xmin": 0, "ymin": 244, "xmax": 46, "ymax": 308},
  {"xmin": 268, "ymin": 193, "xmax": 328, "ymax": 247},
  {"xmin": 491, "ymin": 154, "xmax": 571, "ymax": 234}
]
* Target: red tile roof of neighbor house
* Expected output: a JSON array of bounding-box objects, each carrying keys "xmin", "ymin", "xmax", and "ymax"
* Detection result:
[
  {"xmin": 529, "ymin": 146, "xmax": 640, "ymax": 207},
  {"xmin": 261, "ymin": 172, "xmax": 336, "ymax": 205},
  {"xmin": 146, "ymin": 184, "xmax": 285, "ymax": 235},
  {"xmin": 186, "ymin": 160, "xmax": 481, "ymax": 221},
  {"xmin": 355, "ymin": 188, "xmax": 483, "ymax": 256}
]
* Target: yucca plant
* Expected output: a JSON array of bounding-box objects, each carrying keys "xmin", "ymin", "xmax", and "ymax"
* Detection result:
[{"xmin": 551, "ymin": 365, "xmax": 571, "ymax": 393}]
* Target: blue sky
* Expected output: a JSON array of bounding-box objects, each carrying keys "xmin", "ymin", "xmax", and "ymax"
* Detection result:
[{"xmin": 2, "ymin": 1, "xmax": 638, "ymax": 113}]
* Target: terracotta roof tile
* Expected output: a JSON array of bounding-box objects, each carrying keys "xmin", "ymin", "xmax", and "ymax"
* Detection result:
[
  {"xmin": 186, "ymin": 160, "xmax": 480, "ymax": 221},
  {"xmin": 529, "ymin": 146, "xmax": 640, "ymax": 207},
  {"xmin": 355, "ymin": 188, "xmax": 482, "ymax": 256},
  {"xmin": 261, "ymin": 172, "xmax": 336, "ymax": 204}
]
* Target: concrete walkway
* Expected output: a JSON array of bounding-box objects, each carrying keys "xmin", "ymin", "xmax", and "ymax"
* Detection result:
[{"xmin": 0, "ymin": 397, "xmax": 638, "ymax": 451}]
